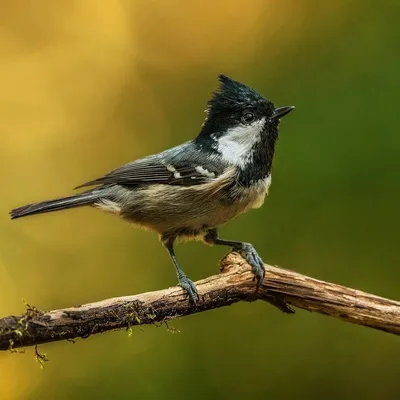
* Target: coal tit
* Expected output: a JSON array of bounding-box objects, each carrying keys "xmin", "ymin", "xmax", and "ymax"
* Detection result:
[{"xmin": 10, "ymin": 75, "xmax": 294, "ymax": 312}]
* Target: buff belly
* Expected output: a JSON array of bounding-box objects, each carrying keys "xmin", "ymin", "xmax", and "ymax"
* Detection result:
[{"xmin": 95, "ymin": 174, "xmax": 271, "ymax": 239}]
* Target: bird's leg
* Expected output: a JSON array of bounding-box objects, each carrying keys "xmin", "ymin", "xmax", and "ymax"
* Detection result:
[
  {"xmin": 203, "ymin": 229, "xmax": 294, "ymax": 314},
  {"xmin": 162, "ymin": 237, "xmax": 199, "ymax": 304},
  {"xmin": 204, "ymin": 229, "xmax": 265, "ymax": 284}
]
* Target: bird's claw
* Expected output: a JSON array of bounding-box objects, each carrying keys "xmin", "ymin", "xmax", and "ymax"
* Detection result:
[
  {"xmin": 237, "ymin": 243, "xmax": 265, "ymax": 286},
  {"xmin": 236, "ymin": 243, "xmax": 294, "ymax": 314},
  {"xmin": 178, "ymin": 275, "xmax": 199, "ymax": 304}
]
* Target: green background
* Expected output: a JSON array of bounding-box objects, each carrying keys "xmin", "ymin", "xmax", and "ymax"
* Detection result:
[{"xmin": 0, "ymin": 1, "xmax": 398, "ymax": 399}]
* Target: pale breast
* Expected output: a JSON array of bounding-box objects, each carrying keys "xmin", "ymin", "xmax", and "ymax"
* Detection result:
[{"xmin": 235, "ymin": 174, "xmax": 272, "ymax": 211}]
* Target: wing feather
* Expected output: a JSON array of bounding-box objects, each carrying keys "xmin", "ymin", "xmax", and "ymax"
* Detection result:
[{"xmin": 75, "ymin": 143, "xmax": 225, "ymax": 189}]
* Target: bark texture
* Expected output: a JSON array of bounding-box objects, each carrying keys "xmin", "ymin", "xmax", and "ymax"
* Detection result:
[{"xmin": 1, "ymin": 253, "xmax": 399, "ymax": 351}]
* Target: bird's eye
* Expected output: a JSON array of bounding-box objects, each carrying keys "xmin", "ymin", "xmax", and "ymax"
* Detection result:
[{"xmin": 241, "ymin": 112, "xmax": 255, "ymax": 124}]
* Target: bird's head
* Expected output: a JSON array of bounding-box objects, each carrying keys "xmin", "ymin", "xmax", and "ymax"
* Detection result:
[{"xmin": 197, "ymin": 75, "xmax": 294, "ymax": 172}]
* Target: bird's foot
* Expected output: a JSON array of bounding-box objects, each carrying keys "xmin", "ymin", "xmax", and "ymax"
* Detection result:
[
  {"xmin": 178, "ymin": 274, "xmax": 199, "ymax": 304},
  {"xmin": 235, "ymin": 243, "xmax": 295, "ymax": 314},
  {"xmin": 235, "ymin": 243, "xmax": 265, "ymax": 286}
]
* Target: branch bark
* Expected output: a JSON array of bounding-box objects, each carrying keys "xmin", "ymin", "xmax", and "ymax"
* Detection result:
[{"xmin": 1, "ymin": 252, "xmax": 399, "ymax": 351}]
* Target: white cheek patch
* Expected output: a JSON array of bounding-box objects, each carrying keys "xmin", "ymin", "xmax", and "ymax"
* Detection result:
[{"xmin": 217, "ymin": 117, "xmax": 266, "ymax": 167}]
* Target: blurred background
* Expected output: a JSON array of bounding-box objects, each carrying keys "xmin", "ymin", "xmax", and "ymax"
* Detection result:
[{"xmin": 0, "ymin": 0, "xmax": 399, "ymax": 399}]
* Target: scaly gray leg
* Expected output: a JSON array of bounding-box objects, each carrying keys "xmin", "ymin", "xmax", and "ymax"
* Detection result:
[{"xmin": 162, "ymin": 237, "xmax": 199, "ymax": 304}]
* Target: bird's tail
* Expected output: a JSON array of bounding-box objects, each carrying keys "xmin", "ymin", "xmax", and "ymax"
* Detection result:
[{"xmin": 10, "ymin": 190, "xmax": 100, "ymax": 220}]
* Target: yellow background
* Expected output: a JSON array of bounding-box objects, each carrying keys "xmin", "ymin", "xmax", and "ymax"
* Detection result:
[{"xmin": 0, "ymin": 1, "xmax": 399, "ymax": 399}]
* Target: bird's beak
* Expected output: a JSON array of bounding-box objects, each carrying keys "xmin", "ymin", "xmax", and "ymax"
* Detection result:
[{"xmin": 272, "ymin": 106, "xmax": 295, "ymax": 120}]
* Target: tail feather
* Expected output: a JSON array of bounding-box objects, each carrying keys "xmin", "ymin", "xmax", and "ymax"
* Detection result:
[{"xmin": 10, "ymin": 191, "xmax": 99, "ymax": 220}]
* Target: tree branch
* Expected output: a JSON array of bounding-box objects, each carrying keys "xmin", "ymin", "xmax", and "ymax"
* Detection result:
[{"xmin": 1, "ymin": 252, "xmax": 399, "ymax": 351}]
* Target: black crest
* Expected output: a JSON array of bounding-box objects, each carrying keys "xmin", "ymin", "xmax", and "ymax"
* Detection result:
[{"xmin": 207, "ymin": 75, "xmax": 274, "ymax": 118}]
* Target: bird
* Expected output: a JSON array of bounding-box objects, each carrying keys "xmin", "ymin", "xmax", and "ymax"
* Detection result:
[{"xmin": 10, "ymin": 74, "xmax": 294, "ymax": 312}]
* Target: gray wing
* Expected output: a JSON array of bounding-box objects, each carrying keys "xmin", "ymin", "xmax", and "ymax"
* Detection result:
[{"xmin": 76, "ymin": 142, "xmax": 226, "ymax": 189}]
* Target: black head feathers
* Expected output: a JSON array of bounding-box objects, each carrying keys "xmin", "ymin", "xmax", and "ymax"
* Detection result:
[{"xmin": 207, "ymin": 75, "xmax": 274, "ymax": 117}]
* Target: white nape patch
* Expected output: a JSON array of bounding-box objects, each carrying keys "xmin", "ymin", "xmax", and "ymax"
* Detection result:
[
  {"xmin": 217, "ymin": 117, "xmax": 266, "ymax": 167},
  {"xmin": 195, "ymin": 166, "xmax": 215, "ymax": 178},
  {"xmin": 95, "ymin": 199, "xmax": 121, "ymax": 214}
]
